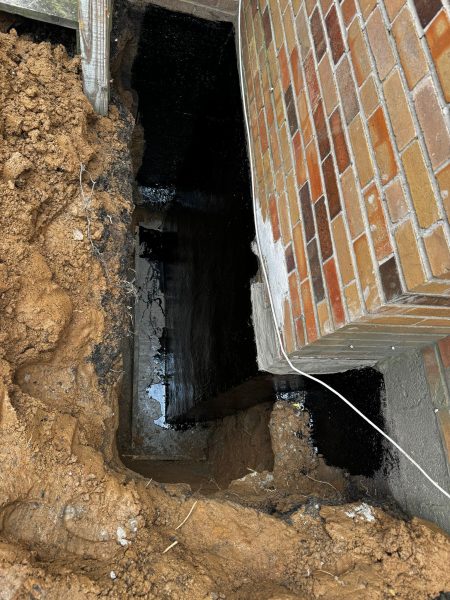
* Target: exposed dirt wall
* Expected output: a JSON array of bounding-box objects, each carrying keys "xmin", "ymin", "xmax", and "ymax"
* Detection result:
[{"xmin": 0, "ymin": 30, "xmax": 449, "ymax": 599}]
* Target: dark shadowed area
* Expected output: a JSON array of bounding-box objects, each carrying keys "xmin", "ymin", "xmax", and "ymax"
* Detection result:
[{"xmin": 132, "ymin": 5, "xmax": 262, "ymax": 423}]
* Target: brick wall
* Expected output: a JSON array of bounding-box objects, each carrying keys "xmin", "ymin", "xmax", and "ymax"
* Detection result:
[{"xmin": 241, "ymin": 0, "xmax": 450, "ymax": 371}]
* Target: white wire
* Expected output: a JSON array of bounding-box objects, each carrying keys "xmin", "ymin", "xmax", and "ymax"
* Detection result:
[{"xmin": 236, "ymin": 0, "xmax": 450, "ymax": 502}]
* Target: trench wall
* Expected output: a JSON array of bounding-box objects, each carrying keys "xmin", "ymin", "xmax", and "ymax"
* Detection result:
[{"xmin": 240, "ymin": 0, "xmax": 450, "ymax": 374}]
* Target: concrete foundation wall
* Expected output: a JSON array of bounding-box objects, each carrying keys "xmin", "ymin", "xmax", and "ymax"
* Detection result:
[{"xmin": 379, "ymin": 344, "xmax": 450, "ymax": 532}]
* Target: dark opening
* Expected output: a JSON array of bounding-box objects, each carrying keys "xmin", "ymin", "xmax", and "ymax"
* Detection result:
[
  {"xmin": 131, "ymin": 4, "xmax": 265, "ymax": 426},
  {"xmin": 276, "ymin": 368, "xmax": 386, "ymax": 477},
  {"xmin": 305, "ymin": 368, "xmax": 385, "ymax": 476},
  {"xmin": 0, "ymin": 11, "xmax": 76, "ymax": 55}
]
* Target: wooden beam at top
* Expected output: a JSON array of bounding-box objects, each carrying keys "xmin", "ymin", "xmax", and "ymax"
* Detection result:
[
  {"xmin": 0, "ymin": 0, "xmax": 77, "ymax": 28},
  {"xmin": 79, "ymin": 0, "xmax": 111, "ymax": 116}
]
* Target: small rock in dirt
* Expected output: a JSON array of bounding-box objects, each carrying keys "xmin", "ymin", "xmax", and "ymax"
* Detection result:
[
  {"xmin": 73, "ymin": 229, "xmax": 84, "ymax": 241},
  {"xmin": 345, "ymin": 503, "xmax": 375, "ymax": 523},
  {"xmin": 4, "ymin": 113, "xmax": 22, "ymax": 134},
  {"xmin": 25, "ymin": 86, "xmax": 38, "ymax": 98},
  {"xmin": 110, "ymin": 571, "xmax": 117, "ymax": 580},
  {"xmin": 3, "ymin": 152, "xmax": 32, "ymax": 181}
]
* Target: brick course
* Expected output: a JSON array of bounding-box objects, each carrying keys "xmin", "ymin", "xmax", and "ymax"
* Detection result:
[{"xmin": 242, "ymin": 0, "xmax": 450, "ymax": 365}]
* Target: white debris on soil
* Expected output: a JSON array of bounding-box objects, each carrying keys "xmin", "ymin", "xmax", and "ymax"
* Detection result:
[
  {"xmin": 345, "ymin": 503, "xmax": 376, "ymax": 522},
  {"xmin": 129, "ymin": 518, "xmax": 138, "ymax": 533},
  {"xmin": 110, "ymin": 571, "xmax": 117, "ymax": 580},
  {"xmin": 233, "ymin": 470, "xmax": 274, "ymax": 490},
  {"xmin": 116, "ymin": 526, "xmax": 129, "ymax": 546}
]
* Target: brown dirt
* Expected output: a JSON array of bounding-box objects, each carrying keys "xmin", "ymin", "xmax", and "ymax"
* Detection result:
[{"xmin": 0, "ymin": 29, "xmax": 449, "ymax": 599}]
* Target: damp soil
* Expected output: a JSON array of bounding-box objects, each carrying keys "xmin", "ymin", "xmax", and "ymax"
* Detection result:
[{"xmin": 0, "ymin": 27, "xmax": 449, "ymax": 600}]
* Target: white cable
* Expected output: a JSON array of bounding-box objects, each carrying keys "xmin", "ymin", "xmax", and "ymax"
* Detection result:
[{"xmin": 236, "ymin": 0, "xmax": 450, "ymax": 502}]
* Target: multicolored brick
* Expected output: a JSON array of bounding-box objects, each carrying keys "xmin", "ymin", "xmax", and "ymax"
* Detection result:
[
  {"xmin": 331, "ymin": 215, "xmax": 354, "ymax": 285},
  {"xmin": 348, "ymin": 18, "xmax": 371, "ymax": 87},
  {"xmin": 353, "ymin": 234, "xmax": 380, "ymax": 311},
  {"xmin": 349, "ymin": 115, "xmax": 374, "ymax": 187},
  {"xmin": 342, "ymin": 0, "xmax": 356, "ymax": 26},
  {"xmin": 395, "ymin": 219, "xmax": 426, "ymax": 290},
  {"xmin": 340, "ymin": 167, "xmax": 364, "ymax": 238},
  {"xmin": 423, "ymin": 226, "xmax": 450, "ymax": 280},
  {"xmin": 325, "ymin": 5, "xmax": 345, "ymax": 64},
  {"xmin": 305, "ymin": 141, "xmax": 323, "ymax": 200},
  {"xmin": 426, "ymin": 10, "xmax": 450, "ymax": 102},
  {"xmin": 363, "ymin": 183, "xmax": 392, "ymax": 260},
  {"xmin": 368, "ymin": 107, "xmax": 398, "ymax": 184},
  {"xmin": 360, "ymin": 75, "xmax": 379, "ymax": 118},
  {"xmin": 323, "ymin": 258, "xmax": 345, "ymax": 326},
  {"xmin": 322, "ymin": 154, "xmax": 341, "ymax": 218},
  {"xmin": 413, "ymin": 78, "xmax": 450, "ymax": 170},
  {"xmin": 336, "ymin": 56, "xmax": 359, "ymax": 124},
  {"xmin": 401, "ymin": 141, "xmax": 439, "ymax": 229},
  {"xmin": 318, "ymin": 54, "xmax": 338, "ymax": 116},
  {"xmin": 293, "ymin": 220, "xmax": 308, "ymax": 280},
  {"xmin": 383, "ymin": 69, "xmax": 415, "ymax": 151},
  {"xmin": 301, "ymin": 279, "xmax": 318, "ymax": 342},
  {"xmin": 367, "ymin": 8, "xmax": 395, "ymax": 81},
  {"xmin": 384, "ymin": 178, "xmax": 409, "ymax": 223},
  {"xmin": 313, "ymin": 101, "xmax": 330, "ymax": 161},
  {"xmin": 329, "ymin": 108, "xmax": 350, "ymax": 173},
  {"xmin": 315, "ymin": 195, "xmax": 333, "ymax": 260},
  {"xmin": 392, "ymin": 6, "xmax": 428, "ymax": 90}
]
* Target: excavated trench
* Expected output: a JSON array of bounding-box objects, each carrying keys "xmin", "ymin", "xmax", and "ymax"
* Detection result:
[
  {"xmin": 0, "ymin": 0, "xmax": 392, "ymax": 514},
  {"xmin": 114, "ymin": 4, "xmax": 389, "ymax": 495},
  {"xmin": 0, "ymin": 6, "xmax": 449, "ymax": 598},
  {"xmin": 116, "ymin": 5, "xmax": 275, "ymax": 488}
]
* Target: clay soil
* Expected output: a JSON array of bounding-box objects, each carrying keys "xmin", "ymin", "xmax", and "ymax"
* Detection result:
[{"xmin": 0, "ymin": 29, "xmax": 449, "ymax": 599}]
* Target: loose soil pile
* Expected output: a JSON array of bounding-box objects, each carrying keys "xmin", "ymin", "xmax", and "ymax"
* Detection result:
[{"xmin": 0, "ymin": 29, "xmax": 449, "ymax": 599}]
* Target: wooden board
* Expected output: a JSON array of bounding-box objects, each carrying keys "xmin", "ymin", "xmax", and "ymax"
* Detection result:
[
  {"xmin": 0, "ymin": 0, "xmax": 77, "ymax": 28},
  {"xmin": 79, "ymin": 0, "xmax": 111, "ymax": 116}
]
